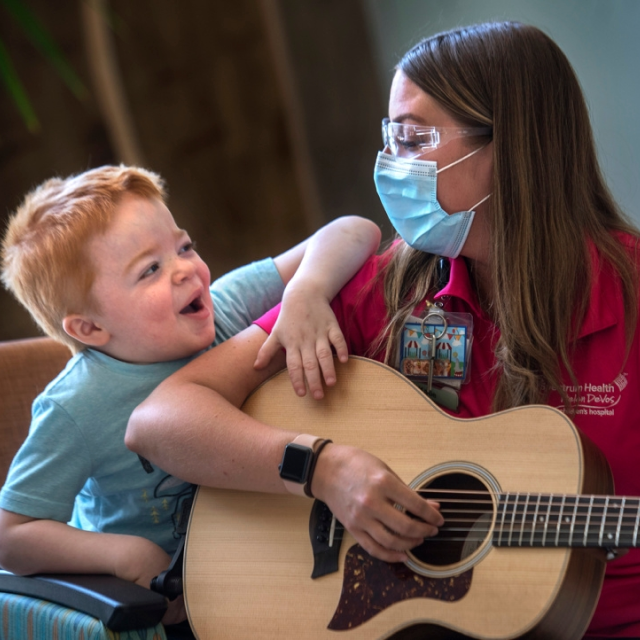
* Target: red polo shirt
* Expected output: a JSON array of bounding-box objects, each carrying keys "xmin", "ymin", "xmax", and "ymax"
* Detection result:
[{"xmin": 255, "ymin": 236, "xmax": 640, "ymax": 637}]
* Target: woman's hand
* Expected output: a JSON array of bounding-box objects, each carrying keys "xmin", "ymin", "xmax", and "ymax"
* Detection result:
[
  {"xmin": 254, "ymin": 283, "xmax": 348, "ymax": 400},
  {"xmin": 310, "ymin": 444, "xmax": 444, "ymax": 563}
]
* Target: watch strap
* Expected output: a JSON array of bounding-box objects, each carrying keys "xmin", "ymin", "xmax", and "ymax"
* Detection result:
[
  {"xmin": 282, "ymin": 434, "xmax": 323, "ymax": 497},
  {"xmin": 304, "ymin": 438, "xmax": 333, "ymax": 498}
]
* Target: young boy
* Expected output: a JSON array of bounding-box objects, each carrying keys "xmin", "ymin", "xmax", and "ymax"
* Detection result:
[{"xmin": 0, "ymin": 165, "xmax": 380, "ymax": 625}]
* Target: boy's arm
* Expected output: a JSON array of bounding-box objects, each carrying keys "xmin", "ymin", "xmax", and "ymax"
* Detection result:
[
  {"xmin": 0, "ymin": 509, "xmax": 185, "ymax": 624},
  {"xmin": 0, "ymin": 509, "xmax": 166, "ymax": 582},
  {"xmin": 0, "ymin": 395, "xmax": 185, "ymax": 624},
  {"xmin": 273, "ymin": 216, "xmax": 381, "ymax": 286},
  {"xmin": 209, "ymin": 216, "xmax": 379, "ymax": 364},
  {"xmin": 259, "ymin": 216, "xmax": 381, "ymax": 398}
]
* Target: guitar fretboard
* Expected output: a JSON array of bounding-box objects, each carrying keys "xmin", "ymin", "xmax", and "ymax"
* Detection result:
[{"xmin": 493, "ymin": 493, "xmax": 640, "ymax": 549}]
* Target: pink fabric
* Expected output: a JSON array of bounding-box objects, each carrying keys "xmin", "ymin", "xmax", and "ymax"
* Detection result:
[{"xmin": 254, "ymin": 236, "xmax": 640, "ymax": 637}]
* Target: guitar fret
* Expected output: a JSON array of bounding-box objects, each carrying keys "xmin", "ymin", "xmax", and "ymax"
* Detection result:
[
  {"xmin": 569, "ymin": 497, "xmax": 579, "ymax": 546},
  {"xmin": 596, "ymin": 497, "xmax": 614, "ymax": 547},
  {"xmin": 499, "ymin": 493, "xmax": 510, "ymax": 546},
  {"xmin": 621, "ymin": 499, "xmax": 637, "ymax": 547},
  {"xmin": 555, "ymin": 494, "xmax": 566, "ymax": 547},
  {"xmin": 519, "ymin": 493, "xmax": 530, "ymax": 547},
  {"xmin": 531, "ymin": 495, "xmax": 541, "ymax": 546},
  {"xmin": 542, "ymin": 495, "xmax": 552, "ymax": 546},
  {"xmin": 634, "ymin": 499, "xmax": 640, "ymax": 547},
  {"xmin": 598, "ymin": 496, "xmax": 609, "ymax": 547},
  {"xmin": 508, "ymin": 492, "xmax": 519, "ymax": 546},
  {"xmin": 616, "ymin": 498, "xmax": 625, "ymax": 547},
  {"xmin": 584, "ymin": 496, "xmax": 594, "ymax": 546}
]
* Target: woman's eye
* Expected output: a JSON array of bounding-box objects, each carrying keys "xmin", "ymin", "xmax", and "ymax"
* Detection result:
[
  {"xmin": 399, "ymin": 139, "xmax": 420, "ymax": 149},
  {"xmin": 141, "ymin": 263, "xmax": 160, "ymax": 279}
]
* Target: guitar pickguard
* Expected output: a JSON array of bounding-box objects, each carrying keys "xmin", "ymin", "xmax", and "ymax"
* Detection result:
[{"xmin": 328, "ymin": 544, "xmax": 472, "ymax": 630}]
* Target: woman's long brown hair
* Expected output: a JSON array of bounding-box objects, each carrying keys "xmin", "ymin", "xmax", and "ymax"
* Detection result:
[{"xmin": 378, "ymin": 22, "xmax": 639, "ymax": 412}]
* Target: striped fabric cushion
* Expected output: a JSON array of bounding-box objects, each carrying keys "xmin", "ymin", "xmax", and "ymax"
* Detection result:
[{"xmin": 0, "ymin": 592, "xmax": 167, "ymax": 640}]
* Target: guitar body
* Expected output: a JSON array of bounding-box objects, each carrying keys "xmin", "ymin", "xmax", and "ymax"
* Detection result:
[{"xmin": 184, "ymin": 357, "xmax": 613, "ymax": 639}]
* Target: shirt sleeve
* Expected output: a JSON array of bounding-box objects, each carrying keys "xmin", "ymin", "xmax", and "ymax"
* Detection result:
[
  {"xmin": 211, "ymin": 258, "xmax": 285, "ymax": 343},
  {"xmin": 0, "ymin": 396, "xmax": 92, "ymax": 522},
  {"xmin": 253, "ymin": 303, "xmax": 281, "ymax": 335}
]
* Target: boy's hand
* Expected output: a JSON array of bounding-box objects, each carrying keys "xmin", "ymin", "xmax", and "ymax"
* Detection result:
[
  {"xmin": 112, "ymin": 535, "xmax": 187, "ymax": 625},
  {"xmin": 254, "ymin": 283, "xmax": 348, "ymax": 399}
]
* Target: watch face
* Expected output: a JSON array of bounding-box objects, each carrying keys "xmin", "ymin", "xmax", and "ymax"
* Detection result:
[{"xmin": 279, "ymin": 443, "xmax": 312, "ymax": 483}]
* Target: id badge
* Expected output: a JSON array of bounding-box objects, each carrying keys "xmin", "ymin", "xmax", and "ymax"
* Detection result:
[{"xmin": 398, "ymin": 305, "xmax": 474, "ymax": 412}]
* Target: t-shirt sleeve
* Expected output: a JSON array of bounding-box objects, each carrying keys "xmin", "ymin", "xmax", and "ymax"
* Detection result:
[
  {"xmin": 211, "ymin": 258, "xmax": 285, "ymax": 343},
  {"xmin": 0, "ymin": 396, "xmax": 92, "ymax": 522}
]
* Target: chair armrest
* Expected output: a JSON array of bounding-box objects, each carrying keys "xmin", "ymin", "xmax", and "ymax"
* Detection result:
[{"xmin": 0, "ymin": 570, "xmax": 167, "ymax": 631}]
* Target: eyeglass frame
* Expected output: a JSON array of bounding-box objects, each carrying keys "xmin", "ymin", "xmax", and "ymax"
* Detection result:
[{"xmin": 381, "ymin": 117, "xmax": 492, "ymax": 159}]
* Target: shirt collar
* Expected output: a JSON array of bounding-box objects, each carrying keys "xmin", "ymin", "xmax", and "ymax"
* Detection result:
[{"xmin": 434, "ymin": 256, "xmax": 485, "ymax": 317}]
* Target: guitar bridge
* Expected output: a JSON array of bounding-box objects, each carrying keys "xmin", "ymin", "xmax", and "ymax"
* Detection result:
[{"xmin": 309, "ymin": 500, "xmax": 344, "ymax": 579}]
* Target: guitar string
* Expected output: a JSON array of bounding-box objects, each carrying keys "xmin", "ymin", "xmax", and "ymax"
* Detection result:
[
  {"xmin": 315, "ymin": 532, "xmax": 611, "ymax": 544},
  {"xmin": 313, "ymin": 490, "xmax": 639, "ymax": 545},
  {"xmin": 403, "ymin": 489, "xmax": 638, "ymax": 540},
  {"xmin": 414, "ymin": 489, "xmax": 640, "ymax": 524},
  {"xmin": 417, "ymin": 487, "xmax": 638, "ymax": 501},
  {"xmin": 314, "ymin": 522, "xmax": 626, "ymax": 543},
  {"xmin": 322, "ymin": 517, "xmax": 633, "ymax": 541},
  {"xmin": 432, "ymin": 507, "xmax": 636, "ymax": 523}
]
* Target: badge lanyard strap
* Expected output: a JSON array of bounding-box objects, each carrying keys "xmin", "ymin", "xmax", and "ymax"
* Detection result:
[{"xmin": 421, "ymin": 311, "xmax": 448, "ymax": 394}]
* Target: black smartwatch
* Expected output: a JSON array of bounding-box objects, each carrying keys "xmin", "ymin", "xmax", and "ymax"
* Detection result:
[{"xmin": 279, "ymin": 434, "xmax": 330, "ymax": 497}]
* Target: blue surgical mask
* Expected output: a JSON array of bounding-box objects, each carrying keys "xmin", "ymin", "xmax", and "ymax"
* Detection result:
[{"xmin": 374, "ymin": 146, "xmax": 490, "ymax": 258}]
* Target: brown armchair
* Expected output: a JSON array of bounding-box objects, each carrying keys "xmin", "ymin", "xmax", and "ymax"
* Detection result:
[{"xmin": 0, "ymin": 337, "xmax": 168, "ymax": 639}]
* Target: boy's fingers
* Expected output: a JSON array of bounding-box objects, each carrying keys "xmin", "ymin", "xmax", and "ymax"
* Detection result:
[
  {"xmin": 254, "ymin": 335, "xmax": 281, "ymax": 369},
  {"xmin": 286, "ymin": 350, "xmax": 308, "ymax": 397},
  {"xmin": 316, "ymin": 339, "xmax": 337, "ymax": 387},
  {"xmin": 328, "ymin": 327, "xmax": 349, "ymax": 363},
  {"xmin": 301, "ymin": 348, "xmax": 324, "ymax": 400}
]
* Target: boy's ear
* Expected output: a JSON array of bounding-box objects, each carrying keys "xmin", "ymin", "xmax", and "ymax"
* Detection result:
[{"xmin": 62, "ymin": 314, "xmax": 111, "ymax": 347}]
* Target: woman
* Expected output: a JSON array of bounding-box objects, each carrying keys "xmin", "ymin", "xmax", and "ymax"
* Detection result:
[{"xmin": 127, "ymin": 22, "xmax": 640, "ymax": 637}]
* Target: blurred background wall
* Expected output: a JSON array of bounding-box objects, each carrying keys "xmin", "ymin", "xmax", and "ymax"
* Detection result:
[{"xmin": 1, "ymin": 0, "xmax": 638, "ymax": 342}]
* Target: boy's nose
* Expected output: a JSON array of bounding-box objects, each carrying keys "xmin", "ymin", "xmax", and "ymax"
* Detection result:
[{"xmin": 172, "ymin": 257, "xmax": 196, "ymax": 282}]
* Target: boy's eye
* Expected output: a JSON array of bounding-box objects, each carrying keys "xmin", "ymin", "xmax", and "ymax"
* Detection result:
[
  {"xmin": 141, "ymin": 263, "xmax": 160, "ymax": 279},
  {"xmin": 180, "ymin": 241, "xmax": 196, "ymax": 254}
]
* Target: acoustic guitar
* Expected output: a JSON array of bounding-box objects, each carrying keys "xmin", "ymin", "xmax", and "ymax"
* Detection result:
[{"xmin": 183, "ymin": 356, "xmax": 632, "ymax": 639}]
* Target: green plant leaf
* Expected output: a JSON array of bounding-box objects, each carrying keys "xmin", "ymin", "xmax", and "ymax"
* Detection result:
[
  {"xmin": 1, "ymin": 0, "xmax": 88, "ymax": 100},
  {"xmin": 0, "ymin": 37, "xmax": 39, "ymax": 132}
]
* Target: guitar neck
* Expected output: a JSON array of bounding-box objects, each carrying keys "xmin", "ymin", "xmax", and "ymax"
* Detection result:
[{"xmin": 494, "ymin": 493, "xmax": 640, "ymax": 549}]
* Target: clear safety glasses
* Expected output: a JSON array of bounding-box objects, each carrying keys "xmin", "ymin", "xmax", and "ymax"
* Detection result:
[{"xmin": 381, "ymin": 118, "xmax": 492, "ymax": 159}]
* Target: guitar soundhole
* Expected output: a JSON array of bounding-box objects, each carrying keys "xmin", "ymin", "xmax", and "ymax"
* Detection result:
[{"xmin": 410, "ymin": 472, "xmax": 493, "ymax": 567}]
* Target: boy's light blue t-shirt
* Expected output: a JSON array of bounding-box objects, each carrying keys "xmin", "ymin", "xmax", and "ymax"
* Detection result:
[{"xmin": 0, "ymin": 258, "xmax": 284, "ymax": 555}]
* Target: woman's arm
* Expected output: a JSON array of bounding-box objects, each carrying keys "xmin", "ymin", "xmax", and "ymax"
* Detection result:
[{"xmin": 126, "ymin": 324, "xmax": 443, "ymax": 563}]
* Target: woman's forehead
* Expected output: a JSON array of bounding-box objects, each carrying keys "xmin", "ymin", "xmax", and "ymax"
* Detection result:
[{"xmin": 388, "ymin": 72, "xmax": 456, "ymax": 128}]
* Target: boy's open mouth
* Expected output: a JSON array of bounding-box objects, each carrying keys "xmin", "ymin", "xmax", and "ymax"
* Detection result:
[{"xmin": 180, "ymin": 295, "xmax": 204, "ymax": 315}]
